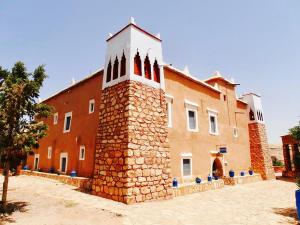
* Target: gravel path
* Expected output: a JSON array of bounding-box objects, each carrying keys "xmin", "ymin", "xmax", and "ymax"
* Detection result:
[{"xmin": 0, "ymin": 175, "xmax": 298, "ymax": 225}]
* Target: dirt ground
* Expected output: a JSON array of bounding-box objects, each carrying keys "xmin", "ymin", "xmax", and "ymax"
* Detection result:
[{"xmin": 0, "ymin": 175, "xmax": 298, "ymax": 225}]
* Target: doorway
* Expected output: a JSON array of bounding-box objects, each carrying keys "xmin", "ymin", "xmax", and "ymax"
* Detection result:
[
  {"xmin": 212, "ymin": 157, "xmax": 223, "ymax": 178},
  {"xmin": 34, "ymin": 154, "xmax": 39, "ymax": 170},
  {"xmin": 60, "ymin": 153, "xmax": 68, "ymax": 173}
]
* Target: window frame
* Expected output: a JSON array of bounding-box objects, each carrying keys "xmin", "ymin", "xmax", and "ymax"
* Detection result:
[
  {"xmin": 89, "ymin": 99, "xmax": 95, "ymax": 114},
  {"xmin": 53, "ymin": 112, "xmax": 58, "ymax": 125},
  {"xmin": 63, "ymin": 112, "xmax": 72, "ymax": 133},
  {"xmin": 207, "ymin": 109, "xmax": 219, "ymax": 135},
  {"xmin": 79, "ymin": 145, "xmax": 85, "ymax": 160},
  {"xmin": 59, "ymin": 152, "xmax": 68, "ymax": 173},
  {"xmin": 34, "ymin": 154, "xmax": 40, "ymax": 170},
  {"xmin": 166, "ymin": 94, "xmax": 173, "ymax": 128},
  {"xmin": 185, "ymin": 100, "xmax": 199, "ymax": 132},
  {"xmin": 233, "ymin": 127, "xmax": 238, "ymax": 138},
  {"xmin": 47, "ymin": 146, "xmax": 52, "ymax": 159},
  {"xmin": 181, "ymin": 153, "xmax": 192, "ymax": 177}
]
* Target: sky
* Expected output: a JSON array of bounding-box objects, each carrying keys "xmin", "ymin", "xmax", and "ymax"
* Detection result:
[{"xmin": 0, "ymin": 0, "xmax": 299, "ymax": 144}]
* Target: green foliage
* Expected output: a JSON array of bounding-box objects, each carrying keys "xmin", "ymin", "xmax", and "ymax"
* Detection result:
[
  {"xmin": 272, "ymin": 158, "xmax": 284, "ymax": 167},
  {"xmin": 0, "ymin": 61, "xmax": 53, "ymax": 168},
  {"xmin": 289, "ymin": 122, "xmax": 300, "ymax": 142}
]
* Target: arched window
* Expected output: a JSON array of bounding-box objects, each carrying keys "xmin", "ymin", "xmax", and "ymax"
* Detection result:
[
  {"xmin": 120, "ymin": 53, "xmax": 126, "ymax": 77},
  {"xmin": 144, "ymin": 55, "xmax": 151, "ymax": 80},
  {"xmin": 106, "ymin": 60, "xmax": 112, "ymax": 83},
  {"xmin": 257, "ymin": 111, "xmax": 260, "ymax": 121},
  {"xmin": 249, "ymin": 109, "xmax": 255, "ymax": 121},
  {"xmin": 134, "ymin": 51, "xmax": 142, "ymax": 76},
  {"xmin": 153, "ymin": 60, "xmax": 160, "ymax": 83},
  {"xmin": 113, "ymin": 57, "xmax": 119, "ymax": 80}
]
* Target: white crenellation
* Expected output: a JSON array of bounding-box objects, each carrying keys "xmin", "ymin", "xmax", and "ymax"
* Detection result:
[{"xmin": 240, "ymin": 93, "xmax": 265, "ymax": 124}]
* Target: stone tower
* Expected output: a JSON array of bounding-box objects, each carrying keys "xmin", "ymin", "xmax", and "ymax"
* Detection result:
[
  {"xmin": 91, "ymin": 18, "xmax": 173, "ymax": 204},
  {"xmin": 241, "ymin": 93, "xmax": 275, "ymax": 180}
]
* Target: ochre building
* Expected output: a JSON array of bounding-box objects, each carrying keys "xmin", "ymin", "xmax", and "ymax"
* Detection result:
[{"xmin": 27, "ymin": 19, "xmax": 274, "ymax": 204}]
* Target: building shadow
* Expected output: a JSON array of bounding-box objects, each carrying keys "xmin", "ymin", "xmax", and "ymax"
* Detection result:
[
  {"xmin": 273, "ymin": 207, "xmax": 299, "ymax": 224},
  {"xmin": 0, "ymin": 201, "xmax": 28, "ymax": 224},
  {"xmin": 276, "ymin": 176, "xmax": 296, "ymax": 183}
]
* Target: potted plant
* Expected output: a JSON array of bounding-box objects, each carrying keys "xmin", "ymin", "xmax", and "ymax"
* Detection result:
[
  {"xmin": 195, "ymin": 177, "xmax": 201, "ymax": 184},
  {"xmin": 70, "ymin": 170, "xmax": 77, "ymax": 178},
  {"xmin": 172, "ymin": 178, "xmax": 178, "ymax": 187},
  {"xmin": 240, "ymin": 171, "xmax": 245, "ymax": 176},
  {"xmin": 249, "ymin": 167, "xmax": 254, "ymax": 175},
  {"xmin": 214, "ymin": 176, "xmax": 219, "ymax": 180},
  {"xmin": 229, "ymin": 169, "xmax": 235, "ymax": 178},
  {"xmin": 296, "ymin": 177, "xmax": 300, "ymax": 219},
  {"xmin": 48, "ymin": 167, "xmax": 55, "ymax": 174},
  {"xmin": 207, "ymin": 174, "xmax": 212, "ymax": 182}
]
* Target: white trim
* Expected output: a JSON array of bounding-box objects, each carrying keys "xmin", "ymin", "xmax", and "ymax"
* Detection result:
[
  {"xmin": 79, "ymin": 145, "xmax": 85, "ymax": 160},
  {"xmin": 186, "ymin": 107, "xmax": 198, "ymax": 132},
  {"xmin": 47, "ymin": 146, "xmax": 52, "ymax": 159},
  {"xmin": 59, "ymin": 152, "xmax": 68, "ymax": 173},
  {"xmin": 166, "ymin": 96, "xmax": 173, "ymax": 128},
  {"xmin": 184, "ymin": 99, "xmax": 199, "ymax": 109},
  {"xmin": 181, "ymin": 155, "xmax": 192, "ymax": 177},
  {"xmin": 53, "ymin": 112, "xmax": 58, "ymax": 125},
  {"xmin": 233, "ymin": 127, "xmax": 238, "ymax": 138},
  {"xmin": 206, "ymin": 108, "xmax": 218, "ymax": 114},
  {"xmin": 208, "ymin": 111, "xmax": 219, "ymax": 135},
  {"xmin": 89, "ymin": 99, "xmax": 95, "ymax": 114},
  {"xmin": 34, "ymin": 154, "xmax": 40, "ymax": 170},
  {"xmin": 165, "ymin": 94, "xmax": 174, "ymax": 100},
  {"xmin": 181, "ymin": 152, "xmax": 192, "ymax": 157},
  {"xmin": 63, "ymin": 112, "xmax": 72, "ymax": 133}
]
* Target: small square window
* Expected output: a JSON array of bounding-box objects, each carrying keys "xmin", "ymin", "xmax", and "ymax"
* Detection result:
[
  {"xmin": 89, "ymin": 99, "xmax": 95, "ymax": 114},
  {"xmin": 187, "ymin": 110, "xmax": 198, "ymax": 131},
  {"xmin": 79, "ymin": 146, "xmax": 85, "ymax": 160},
  {"xmin": 53, "ymin": 113, "xmax": 58, "ymax": 125},
  {"xmin": 208, "ymin": 110, "xmax": 219, "ymax": 135},
  {"xmin": 47, "ymin": 146, "xmax": 52, "ymax": 159},
  {"xmin": 182, "ymin": 158, "xmax": 192, "ymax": 177},
  {"xmin": 63, "ymin": 112, "xmax": 72, "ymax": 133}
]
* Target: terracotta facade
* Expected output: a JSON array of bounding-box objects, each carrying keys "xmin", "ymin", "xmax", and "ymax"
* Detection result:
[{"xmin": 281, "ymin": 134, "xmax": 300, "ymax": 177}]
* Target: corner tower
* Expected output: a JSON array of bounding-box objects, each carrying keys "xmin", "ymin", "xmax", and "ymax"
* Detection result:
[
  {"xmin": 241, "ymin": 93, "xmax": 275, "ymax": 180},
  {"xmin": 92, "ymin": 18, "xmax": 172, "ymax": 204}
]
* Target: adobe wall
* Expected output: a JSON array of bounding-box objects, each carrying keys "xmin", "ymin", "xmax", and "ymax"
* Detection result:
[
  {"xmin": 248, "ymin": 123, "xmax": 275, "ymax": 180},
  {"xmin": 92, "ymin": 80, "xmax": 172, "ymax": 204}
]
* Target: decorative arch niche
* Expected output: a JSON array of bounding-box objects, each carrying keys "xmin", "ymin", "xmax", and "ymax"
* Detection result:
[
  {"xmin": 113, "ymin": 57, "xmax": 119, "ymax": 80},
  {"xmin": 106, "ymin": 60, "xmax": 112, "ymax": 83},
  {"xmin": 120, "ymin": 52, "xmax": 126, "ymax": 77},
  {"xmin": 153, "ymin": 60, "xmax": 160, "ymax": 83},
  {"xmin": 134, "ymin": 51, "xmax": 142, "ymax": 76},
  {"xmin": 144, "ymin": 55, "xmax": 151, "ymax": 80}
]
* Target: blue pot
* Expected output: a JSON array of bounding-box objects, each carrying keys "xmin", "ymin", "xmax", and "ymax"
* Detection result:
[
  {"xmin": 296, "ymin": 190, "xmax": 300, "ymax": 220},
  {"xmin": 240, "ymin": 171, "xmax": 245, "ymax": 176},
  {"xmin": 208, "ymin": 175, "xmax": 212, "ymax": 182},
  {"xmin": 195, "ymin": 177, "xmax": 201, "ymax": 184},
  {"xmin": 249, "ymin": 170, "xmax": 253, "ymax": 175},
  {"xmin": 70, "ymin": 170, "xmax": 77, "ymax": 178},
  {"xmin": 172, "ymin": 178, "xmax": 178, "ymax": 187},
  {"xmin": 229, "ymin": 171, "xmax": 235, "ymax": 178},
  {"xmin": 23, "ymin": 165, "xmax": 28, "ymax": 170}
]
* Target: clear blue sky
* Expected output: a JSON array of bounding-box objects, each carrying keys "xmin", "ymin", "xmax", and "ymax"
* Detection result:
[{"xmin": 1, "ymin": 0, "xmax": 299, "ymax": 144}]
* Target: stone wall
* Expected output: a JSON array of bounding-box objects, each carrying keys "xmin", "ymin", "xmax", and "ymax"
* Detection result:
[
  {"xmin": 248, "ymin": 123, "xmax": 275, "ymax": 180},
  {"xmin": 92, "ymin": 80, "xmax": 172, "ymax": 204},
  {"xmin": 223, "ymin": 174, "xmax": 262, "ymax": 185}
]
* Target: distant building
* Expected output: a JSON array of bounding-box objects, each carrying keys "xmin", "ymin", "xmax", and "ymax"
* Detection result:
[
  {"xmin": 269, "ymin": 144, "xmax": 284, "ymax": 162},
  {"xmin": 27, "ymin": 19, "xmax": 274, "ymax": 204},
  {"xmin": 281, "ymin": 134, "xmax": 300, "ymax": 177}
]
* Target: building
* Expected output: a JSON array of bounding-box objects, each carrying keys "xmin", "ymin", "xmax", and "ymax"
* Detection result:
[
  {"xmin": 27, "ymin": 18, "xmax": 274, "ymax": 204},
  {"xmin": 281, "ymin": 134, "xmax": 300, "ymax": 177},
  {"xmin": 269, "ymin": 144, "xmax": 284, "ymax": 163}
]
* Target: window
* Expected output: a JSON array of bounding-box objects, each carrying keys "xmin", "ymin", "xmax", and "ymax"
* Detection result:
[
  {"xmin": 79, "ymin": 145, "xmax": 85, "ymax": 160},
  {"xmin": 208, "ymin": 110, "xmax": 218, "ymax": 135},
  {"xmin": 106, "ymin": 60, "xmax": 112, "ymax": 82},
  {"xmin": 181, "ymin": 154, "xmax": 192, "ymax": 177},
  {"xmin": 185, "ymin": 100, "xmax": 199, "ymax": 132},
  {"xmin": 60, "ymin": 153, "xmax": 68, "ymax": 173},
  {"xmin": 34, "ymin": 154, "xmax": 40, "ymax": 170},
  {"xmin": 153, "ymin": 60, "xmax": 160, "ymax": 83},
  {"xmin": 166, "ymin": 95, "xmax": 173, "ymax": 128},
  {"xmin": 120, "ymin": 53, "xmax": 126, "ymax": 77},
  {"xmin": 53, "ymin": 113, "xmax": 58, "ymax": 125},
  {"xmin": 249, "ymin": 109, "xmax": 255, "ymax": 121},
  {"xmin": 233, "ymin": 127, "xmax": 238, "ymax": 138},
  {"xmin": 63, "ymin": 112, "xmax": 72, "ymax": 133},
  {"xmin": 134, "ymin": 51, "xmax": 142, "ymax": 76},
  {"xmin": 47, "ymin": 146, "xmax": 52, "ymax": 159},
  {"xmin": 144, "ymin": 55, "xmax": 151, "ymax": 80},
  {"xmin": 113, "ymin": 57, "xmax": 119, "ymax": 80},
  {"xmin": 89, "ymin": 99, "xmax": 95, "ymax": 114}
]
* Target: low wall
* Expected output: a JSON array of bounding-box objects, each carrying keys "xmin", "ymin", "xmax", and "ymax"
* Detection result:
[
  {"xmin": 20, "ymin": 170, "xmax": 92, "ymax": 190},
  {"xmin": 223, "ymin": 174, "xmax": 262, "ymax": 185},
  {"xmin": 282, "ymin": 170, "xmax": 297, "ymax": 178},
  {"xmin": 172, "ymin": 180, "xmax": 224, "ymax": 197},
  {"xmin": 273, "ymin": 166, "xmax": 284, "ymax": 173}
]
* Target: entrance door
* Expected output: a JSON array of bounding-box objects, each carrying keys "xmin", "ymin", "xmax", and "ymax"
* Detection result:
[
  {"xmin": 61, "ymin": 157, "xmax": 67, "ymax": 173},
  {"xmin": 212, "ymin": 157, "xmax": 223, "ymax": 178},
  {"xmin": 34, "ymin": 154, "xmax": 39, "ymax": 170}
]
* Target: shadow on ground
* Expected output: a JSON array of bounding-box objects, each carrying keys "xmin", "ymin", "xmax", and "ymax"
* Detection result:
[
  {"xmin": 276, "ymin": 176, "xmax": 296, "ymax": 183},
  {"xmin": 0, "ymin": 201, "xmax": 28, "ymax": 224},
  {"xmin": 273, "ymin": 207, "xmax": 299, "ymax": 224}
]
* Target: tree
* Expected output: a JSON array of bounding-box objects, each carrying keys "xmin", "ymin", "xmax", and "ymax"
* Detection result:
[
  {"xmin": 289, "ymin": 121, "xmax": 300, "ymax": 174},
  {"xmin": 0, "ymin": 62, "xmax": 52, "ymax": 207}
]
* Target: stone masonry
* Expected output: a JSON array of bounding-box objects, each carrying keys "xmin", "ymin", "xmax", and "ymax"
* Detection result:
[
  {"xmin": 248, "ymin": 123, "xmax": 275, "ymax": 180},
  {"xmin": 91, "ymin": 80, "xmax": 173, "ymax": 204}
]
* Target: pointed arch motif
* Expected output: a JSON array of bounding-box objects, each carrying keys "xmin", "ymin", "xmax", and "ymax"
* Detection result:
[
  {"xmin": 113, "ymin": 56, "xmax": 119, "ymax": 80},
  {"xmin": 249, "ymin": 109, "xmax": 255, "ymax": 121},
  {"xmin": 120, "ymin": 52, "xmax": 126, "ymax": 77},
  {"xmin": 153, "ymin": 60, "xmax": 160, "ymax": 83},
  {"xmin": 106, "ymin": 60, "xmax": 112, "ymax": 82},
  {"xmin": 144, "ymin": 55, "xmax": 151, "ymax": 80},
  {"xmin": 134, "ymin": 51, "xmax": 142, "ymax": 76}
]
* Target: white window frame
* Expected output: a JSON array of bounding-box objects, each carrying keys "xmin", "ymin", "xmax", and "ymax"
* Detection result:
[
  {"xmin": 47, "ymin": 146, "xmax": 52, "ymax": 159},
  {"xmin": 185, "ymin": 100, "xmax": 199, "ymax": 132},
  {"xmin": 79, "ymin": 145, "xmax": 85, "ymax": 160},
  {"xmin": 233, "ymin": 127, "xmax": 238, "ymax": 138},
  {"xmin": 53, "ymin": 112, "xmax": 58, "ymax": 125},
  {"xmin": 89, "ymin": 99, "xmax": 95, "ymax": 114},
  {"xmin": 59, "ymin": 152, "xmax": 68, "ymax": 173},
  {"xmin": 63, "ymin": 112, "xmax": 72, "ymax": 133},
  {"xmin": 34, "ymin": 154, "xmax": 40, "ymax": 170},
  {"xmin": 207, "ymin": 109, "xmax": 219, "ymax": 135},
  {"xmin": 166, "ymin": 94, "xmax": 173, "ymax": 128},
  {"xmin": 181, "ymin": 153, "xmax": 192, "ymax": 177}
]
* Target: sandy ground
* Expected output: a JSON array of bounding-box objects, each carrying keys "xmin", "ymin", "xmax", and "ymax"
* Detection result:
[{"xmin": 0, "ymin": 175, "xmax": 298, "ymax": 225}]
